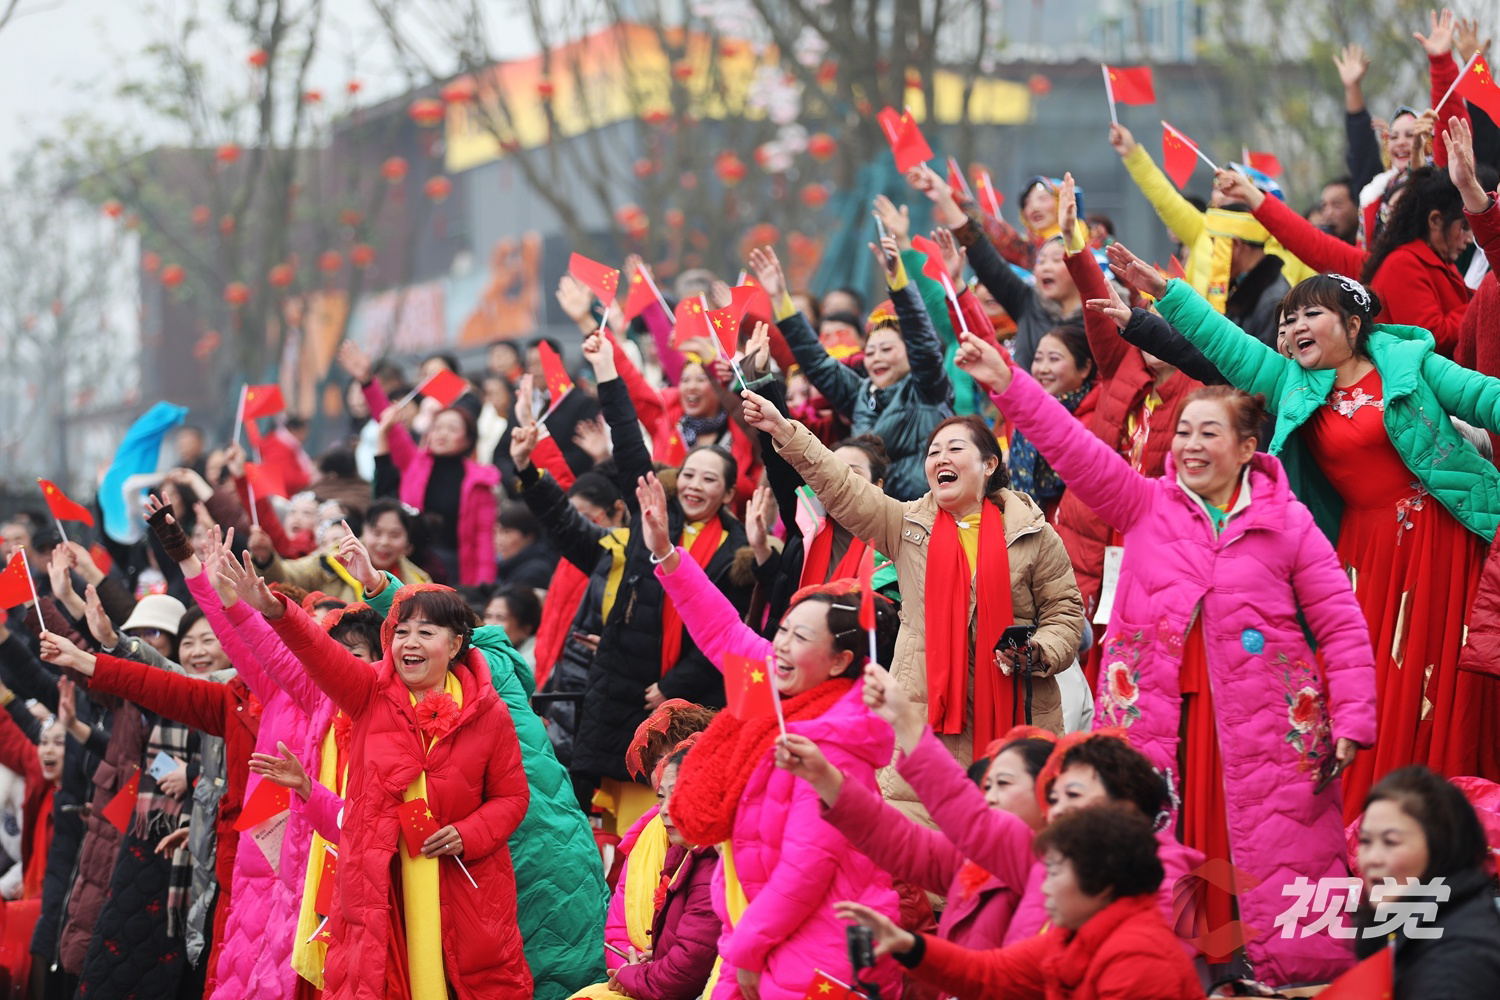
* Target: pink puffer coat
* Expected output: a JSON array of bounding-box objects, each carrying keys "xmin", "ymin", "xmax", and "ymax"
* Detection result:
[
  {"xmin": 656, "ymin": 554, "xmax": 903, "ymax": 1000},
  {"xmin": 991, "ymin": 370, "xmax": 1378, "ymax": 985}
]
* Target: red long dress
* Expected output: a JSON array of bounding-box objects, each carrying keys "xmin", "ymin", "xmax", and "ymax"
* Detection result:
[{"xmin": 1301, "ymin": 369, "xmax": 1500, "ymax": 819}]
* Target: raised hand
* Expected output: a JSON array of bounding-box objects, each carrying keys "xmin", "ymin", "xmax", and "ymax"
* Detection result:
[
  {"xmin": 871, "ymin": 194, "xmax": 912, "ymax": 249},
  {"xmin": 742, "ymin": 320, "xmax": 773, "ymax": 378},
  {"xmin": 1456, "ymin": 17, "xmax": 1489, "ymax": 65},
  {"xmin": 634, "ymin": 474, "xmax": 675, "ymax": 566},
  {"xmin": 83, "ymin": 585, "xmax": 118, "ymax": 650},
  {"xmin": 861, "ymin": 662, "xmax": 923, "ymax": 753},
  {"xmin": 514, "ymin": 373, "xmax": 535, "ymax": 430},
  {"xmin": 555, "ymin": 274, "xmax": 595, "ymax": 325},
  {"xmin": 66, "ymin": 541, "xmax": 105, "ymax": 586},
  {"xmin": 228, "ymin": 552, "xmax": 285, "ymax": 619},
  {"xmin": 774, "ymin": 733, "xmax": 846, "ymax": 806},
  {"xmin": 744, "ymin": 483, "xmax": 775, "ymax": 561},
  {"xmin": 739, "ymin": 388, "xmax": 794, "ymax": 445},
  {"xmin": 1085, "ymin": 276, "xmax": 1133, "ymax": 331},
  {"xmin": 580, "ymin": 331, "xmax": 616, "ymax": 381},
  {"xmin": 954, "ymin": 330, "xmax": 1014, "ymax": 393},
  {"xmin": 1105, "ymin": 242, "xmax": 1168, "ymax": 300},
  {"xmin": 1444, "ymin": 115, "xmax": 1491, "ymax": 211},
  {"xmin": 47, "ymin": 548, "xmax": 84, "ymax": 618},
  {"xmin": 1107, "ymin": 122, "xmax": 1137, "ymax": 157},
  {"xmin": 572, "ymin": 415, "xmax": 612, "ymax": 465},
  {"xmin": 1414, "ymin": 8, "xmax": 1456, "ymax": 58},
  {"xmin": 248, "ymin": 740, "xmax": 314, "ymax": 800},
  {"xmin": 509, "ymin": 424, "xmax": 540, "ymax": 472},
  {"xmin": 1058, "ymin": 172, "xmax": 1080, "ymax": 247},
  {"xmin": 206, "ymin": 526, "xmax": 240, "ymax": 606},
  {"xmin": 223, "ymin": 442, "xmax": 247, "ymax": 479},
  {"xmin": 1333, "ymin": 43, "xmax": 1369, "ymax": 89},
  {"xmin": 933, "ymin": 227, "xmax": 967, "ymax": 286},
  {"xmin": 745, "ymin": 246, "xmax": 787, "ymax": 301},
  {"xmin": 831, "ymin": 900, "xmax": 917, "ymax": 958},
  {"xmin": 38, "ymin": 630, "xmax": 97, "ymax": 677},
  {"xmin": 57, "ymin": 676, "xmax": 78, "ymax": 731},
  {"xmin": 1214, "ymin": 167, "xmax": 1265, "ymax": 210},
  {"xmin": 868, "ymin": 234, "xmax": 902, "ymax": 282},
  {"xmin": 905, "ymin": 163, "xmax": 965, "ymax": 227},
  {"xmin": 337, "ymin": 526, "xmax": 383, "ymax": 594},
  {"xmin": 247, "ymin": 524, "xmax": 276, "ymax": 565},
  {"xmin": 337, "ymin": 340, "xmax": 372, "ymax": 382}
]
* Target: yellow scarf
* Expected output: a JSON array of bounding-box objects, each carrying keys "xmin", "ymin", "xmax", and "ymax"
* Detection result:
[
  {"xmin": 402, "ymin": 671, "xmax": 464, "ymax": 1000},
  {"xmin": 292, "ymin": 723, "xmax": 344, "ymax": 987},
  {"xmin": 701, "ymin": 840, "xmax": 751, "ymax": 995},
  {"xmin": 623, "ymin": 815, "xmax": 670, "ymax": 952},
  {"xmin": 1205, "ymin": 209, "xmax": 1272, "ymax": 313}
]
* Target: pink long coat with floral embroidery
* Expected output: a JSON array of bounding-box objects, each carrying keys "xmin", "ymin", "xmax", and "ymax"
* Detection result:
[{"xmin": 990, "ymin": 371, "xmax": 1377, "ymax": 987}]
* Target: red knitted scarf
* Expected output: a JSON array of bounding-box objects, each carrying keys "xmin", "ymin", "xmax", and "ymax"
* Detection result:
[{"xmin": 671, "ymin": 677, "xmax": 853, "ymax": 846}]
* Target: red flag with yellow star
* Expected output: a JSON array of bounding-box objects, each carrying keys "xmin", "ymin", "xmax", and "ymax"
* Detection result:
[
  {"xmin": 1104, "ymin": 65, "xmax": 1155, "ymax": 105},
  {"xmin": 724, "ymin": 653, "xmax": 779, "ymax": 722},
  {"xmin": 1458, "ymin": 55, "xmax": 1500, "ymax": 122},
  {"xmin": 802, "ymin": 970, "xmax": 866, "ymax": 999},
  {"xmin": 313, "ymin": 846, "xmax": 338, "ymax": 916},
  {"xmin": 242, "ymin": 384, "xmax": 285, "ymax": 421},
  {"xmin": 671, "ymin": 296, "xmax": 713, "ymax": 350},
  {"xmin": 398, "ymin": 797, "xmax": 440, "ymax": 859},
  {"xmin": 536, "ymin": 340, "xmax": 574, "ymax": 403},
  {"xmin": 39, "ymin": 479, "xmax": 94, "ymax": 527},
  {"xmin": 1161, "ymin": 121, "xmax": 1202, "ymax": 189},
  {"xmin": 884, "ymin": 108, "xmax": 934, "ymax": 172},
  {"xmin": 100, "ymin": 769, "xmax": 141, "ymax": 833},
  {"xmin": 0, "ymin": 551, "xmax": 35, "ymax": 611},
  {"xmin": 568, "ymin": 252, "xmax": 620, "ymax": 304},
  {"xmin": 622, "ymin": 268, "xmax": 658, "ymax": 321}
]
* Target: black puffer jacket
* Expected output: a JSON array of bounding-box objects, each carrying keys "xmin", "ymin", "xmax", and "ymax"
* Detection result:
[
  {"xmin": 519, "ymin": 378, "xmax": 751, "ymax": 782},
  {"xmin": 1356, "ymin": 866, "xmax": 1500, "ymax": 1000}
]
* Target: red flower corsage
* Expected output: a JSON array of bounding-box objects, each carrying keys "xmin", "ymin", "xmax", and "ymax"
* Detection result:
[
  {"xmin": 956, "ymin": 860, "xmax": 991, "ymax": 901},
  {"xmin": 416, "ymin": 692, "xmax": 460, "ymax": 742},
  {"xmin": 653, "ymin": 872, "xmax": 671, "ymax": 915}
]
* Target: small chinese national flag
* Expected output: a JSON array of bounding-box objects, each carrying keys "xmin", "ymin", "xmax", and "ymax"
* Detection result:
[
  {"xmin": 972, "ymin": 168, "xmax": 1005, "ymax": 217},
  {"xmin": 536, "ymin": 341, "xmax": 574, "ymax": 402},
  {"xmin": 39, "ymin": 479, "xmax": 94, "ymax": 527},
  {"xmin": 419, "ymin": 369, "xmax": 469, "ymax": 408},
  {"xmin": 1457, "ymin": 55, "xmax": 1500, "ymax": 122},
  {"xmin": 946, "ymin": 156, "xmax": 974, "ymax": 202},
  {"xmin": 880, "ymin": 107, "xmax": 934, "ymax": 172},
  {"xmin": 100, "ymin": 769, "xmax": 141, "ymax": 833},
  {"xmin": 398, "ymin": 797, "xmax": 440, "ymax": 859},
  {"xmin": 1161, "ymin": 121, "xmax": 1202, "ymax": 189},
  {"xmin": 89, "ymin": 543, "xmax": 113, "ymax": 576},
  {"xmin": 672, "ymin": 296, "xmax": 714, "ymax": 350},
  {"xmin": 622, "ymin": 269, "xmax": 657, "ymax": 321},
  {"xmin": 0, "ymin": 552, "xmax": 33, "ymax": 611},
  {"xmin": 857, "ymin": 544, "xmax": 877, "ymax": 632},
  {"xmin": 1245, "ymin": 151, "xmax": 1283, "ymax": 178},
  {"xmin": 242, "ymin": 384, "xmax": 286, "ymax": 421},
  {"xmin": 1104, "ymin": 65, "xmax": 1156, "ymax": 105},
  {"xmin": 724, "ymin": 653, "xmax": 779, "ymax": 722},
  {"xmin": 568, "ymin": 252, "xmax": 620, "ymax": 304},
  {"xmin": 234, "ymin": 779, "xmax": 291, "ymax": 832},
  {"xmin": 1317, "ymin": 946, "xmax": 1393, "ymax": 1000},
  {"xmin": 910, "ymin": 234, "xmax": 951, "ymax": 289},
  {"xmin": 313, "ymin": 846, "xmax": 339, "ymax": 915},
  {"xmin": 803, "ymin": 970, "xmax": 866, "ymax": 999},
  {"xmin": 244, "ymin": 462, "xmax": 288, "ymax": 500}
]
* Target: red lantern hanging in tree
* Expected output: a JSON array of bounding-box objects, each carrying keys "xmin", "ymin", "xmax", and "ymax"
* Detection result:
[
  {"xmin": 191, "ymin": 205, "xmax": 211, "ymax": 227},
  {"xmin": 318, "ymin": 251, "xmax": 343, "ymax": 273},
  {"xmin": 339, "ymin": 209, "xmax": 363, "ymax": 227},
  {"xmin": 423, "ymin": 176, "xmax": 453, "ymax": 202},
  {"xmin": 408, "ymin": 98, "xmax": 445, "ymax": 127},
  {"xmin": 715, "ymin": 152, "xmax": 746, "ymax": 186},
  {"xmin": 102, "ymin": 199, "xmax": 124, "ymax": 219},
  {"xmin": 800, "ymin": 183, "xmax": 830, "ymax": 209},
  {"xmin": 161, "ymin": 264, "xmax": 185, "ymax": 288},
  {"xmin": 268, "ymin": 263, "xmax": 296, "ymax": 288},
  {"xmin": 142, "ymin": 251, "xmax": 161, "ymax": 274},
  {"xmin": 215, "ymin": 144, "xmax": 241, "ymax": 165},
  {"xmin": 1028, "ymin": 74, "xmax": 1052, "ymax": 96},
  {"xmin": 807, "ymin": 133, "xmax": 837, "ymax": 161},
  {"xmin": 381, "ymin": 157, "xmax": 408, "ymax": 183},
  {"xmin": 224, "ymin": 282, "xmax": 250, "ymax": 307},
  {"xmin": 350, "ymin": 244, "xmax": 375, "ymax": 269},
  {"xmin": 247, "ymin": 49, "xmax": 268, "ymax": 68}
]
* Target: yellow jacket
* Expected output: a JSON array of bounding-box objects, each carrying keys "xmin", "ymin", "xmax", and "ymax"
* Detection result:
[{"xmin": 1122, "ymin": 144, "xmax": 1316, "ymax": 307}]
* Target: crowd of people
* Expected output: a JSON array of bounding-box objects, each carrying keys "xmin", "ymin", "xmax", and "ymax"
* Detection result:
[{"xmin": 1, "ymin": 9, "xmax": 1500, "ymax": 1000}]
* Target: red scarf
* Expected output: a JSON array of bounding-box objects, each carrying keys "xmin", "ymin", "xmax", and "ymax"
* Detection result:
[
  {"xmin": 925, "ymin": 501, "xmax": 1014, "ymax": 751},
  {"xmin": 799, "ymin": 524, "xmax": 868, "ymax": 591},
  {"xmin": 671, "ymin": 678, "xmax": 853, "ymax": 846},
  {"xmin": 659, "ymin": 517, "xmax": 726, "ymax": 676}
]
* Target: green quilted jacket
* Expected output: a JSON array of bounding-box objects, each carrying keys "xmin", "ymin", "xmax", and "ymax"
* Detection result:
[
  {"xmin": 368, "ymin": 577, "xmax": 608, "ymax": 999},
  {"xmin": 1157, "ymin": 279, "xmax": 1500, "ymax": 544}
]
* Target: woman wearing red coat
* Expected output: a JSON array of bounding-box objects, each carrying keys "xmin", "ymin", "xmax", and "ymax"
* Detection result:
[
  {"xmin": 838, "ymin": 805, "xmax": 1203, "ymax": 1000},
  {"xmin": 240, "ymin": 557, "xmax": 532, "ymax": 1000}
]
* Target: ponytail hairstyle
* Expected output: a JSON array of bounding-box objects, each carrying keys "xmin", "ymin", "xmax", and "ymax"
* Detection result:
[
  {"xmin": 787, "ymin": 580, "xmax": 900, "ymax": 675},
  {"xmin": 1279, "ymin": 273, "xmax": 1383, "ymax": 362}
]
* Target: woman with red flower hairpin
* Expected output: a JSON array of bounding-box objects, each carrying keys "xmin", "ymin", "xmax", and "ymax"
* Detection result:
[{"xmin": 954, "ymin": 330, "xmax": 1377, "ymax": 988}]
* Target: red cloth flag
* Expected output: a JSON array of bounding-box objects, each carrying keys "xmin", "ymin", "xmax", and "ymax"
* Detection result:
[
  {"xmin": 1457, "ymin": 55, "xmax": 1500, "ymax": 122},
  {"xmin": 724, "ymin": 652, "xmax": 779, "ymax": 722},
  {"xmin": 244, "ymin": 462, "xmax": 288, "ymax": 500},
  {"xmin": 537, "ymin": 341, "xmax": 574, "ymax": 402},
  {"xmin": 622, "ymin": 268, "xmax": 658, "ymax": 321},
  {"xmin": 803, "ymin": 970, "xmax": 866, "ymax": 999},
  {"xmin": 1104, "ymin": 65, "xmax": 1155, "ymax": 105},
  {"xmin": 705, "ymin": 298, "xmax": 747, "ymax": 357},
  {"xmin": 241, "ymin": 384, "xmax": 286, "ymax": 421},
  {"xmin": 234, "ymin": 779, "xmax": 291, "ymax": 832},
  {"xmin": 888, "ymin": 110, "xmax": 934, "ymax": 172},
  {"xmin": 1318, "ymin": 946, "xmax": 1393, "ymax": 1000},
  {"xmin": 946, "ymin": 156, "xmax": 974, "ymax": 202},
  {"xmin": 876, "ymin": 107, "xmax": 902, "ymax": 143},
  {"xmin": 419, "ymin": 369, "xmax": 468, "ymax": 407},
  {"xmin": 732, "ymin": 281, "xmax": 775, "ymax": 329},
  {"xmin": 1245, "ymin": 151, "xmax": 1283, "ymax": 177},
  {"xmin": 910, "ymin": 234, "xmax": 951, "ymax": 288},
  {"xmin": 973, "ymin": 169, "xmax": 1005, "ymax": 217},
  {"xmin": 398, "ymin": 797, "xmax": 440, "ymax": 858},
  {"xmin": 313, "ymin": 847, "xmax": 338, "ymax": 915},
  {"xmin": 89, "ymin": 543, "xmax": 113, "ymax": 576},
  {"xmin": 1161, "ymin": 122, "xmax": 1202, "ymax": 188},
  {"xmin": 100, "ymin": 769, "xmax": 141, "ymax": 833},
  {"xmin": 672, "ymin": 296, "xmax": 713, "ymax": 350},
  {"xmin": 0, "ymin": 552, "xmax": 33, "ymax": 611},
  {"xmin": 568, "ymin": 252, "xmax": 620, "ymax": 304},
  {"xmin": 857, "ymin": 543, "xmax": 877, "ymax": 632},
  {"xmin": 39, "ymin": 480, "xmax": 94, "ymax": 527},
  {"xmin": 1168, "ymin": 255, "xmax": 1187, "ymax": 280}
]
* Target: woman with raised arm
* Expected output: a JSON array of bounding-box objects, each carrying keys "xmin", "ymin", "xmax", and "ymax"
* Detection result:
[
  {"xmin": 739, "ymin": 388, "xmax": 1083, "ymax": 821},
  {"xmin": 748, "ymin": 234, "xmax": 953, "ymax": 501},
  {"xmin": 511, "ymin": 330, "xmax": 751, "ymax": 822},
  {"xmin": 636, "ymin": 471, "xmax": 904, "ymax": 1000},
  {"xmin": 955, "ymin": 328, "xmax": 1377, "ymax": 984},
  {"xmin": 1104, "ymin": 236, "xmax": 1500, "ymax": 810}
]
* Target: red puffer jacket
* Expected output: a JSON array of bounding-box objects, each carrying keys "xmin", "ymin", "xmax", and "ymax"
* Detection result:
[
  {"xmin": 268, "ymin": 595, "xmax": 532, "ymax": 999},
  {"xmin": 905, "ymin": 894, "xmax": 1203, "ymax": 1000},
  {"xmin": 87, "ymin": 655, "xmax": 262, "ymax": 994}
]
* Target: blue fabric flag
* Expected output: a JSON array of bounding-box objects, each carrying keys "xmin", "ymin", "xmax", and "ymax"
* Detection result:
[{"xmin": 100, "ymin": 401, "xmax": 187, "ymax": 542}]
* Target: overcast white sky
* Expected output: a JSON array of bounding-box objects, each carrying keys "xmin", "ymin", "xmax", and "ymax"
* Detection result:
[{"xmin": 0, "ymin": 0, "xmax": 539, "ymax": 166}]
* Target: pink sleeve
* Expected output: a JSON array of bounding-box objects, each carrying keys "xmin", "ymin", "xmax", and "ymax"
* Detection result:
[
  {"xmin": 183, "ymin": 572, "xmax": 274, "ymax": 702},
  {"xmin": 363, "ymin": 380, "xmax": 420, "ymax": 471},
  {"xmin": 226, "ymin": 599, "xmax": 330, "ymax": 718},
  {"xmin": 822, "ymin": 773, "xmax": 965, "ymax": 895},
  {"xmin": 642, "ymin": 301, "xmax": 686, "ymax": 385},
  {"xmin": 897, "ymin": 729, "xmax": 1037, "ymax": 893},
  {"xmin": 654, "ymin": 548, "xmax": 772, "ymax": 668},
  {"xmin": 603, "ymin": 859, "xmax": 631, "ymax": 971},
  {"xmin": 296, "ymin": 779, "xmax": 344, "ymax": 845}
]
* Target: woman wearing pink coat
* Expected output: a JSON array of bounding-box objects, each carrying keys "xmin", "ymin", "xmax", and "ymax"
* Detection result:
[
  {"xmin": 635, "ymin": 473, "xmax": 904, "ymax": 1000},
  {"xmin": 957, "ymin": 331, "xmax": 1377, "ymax": 986}
]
